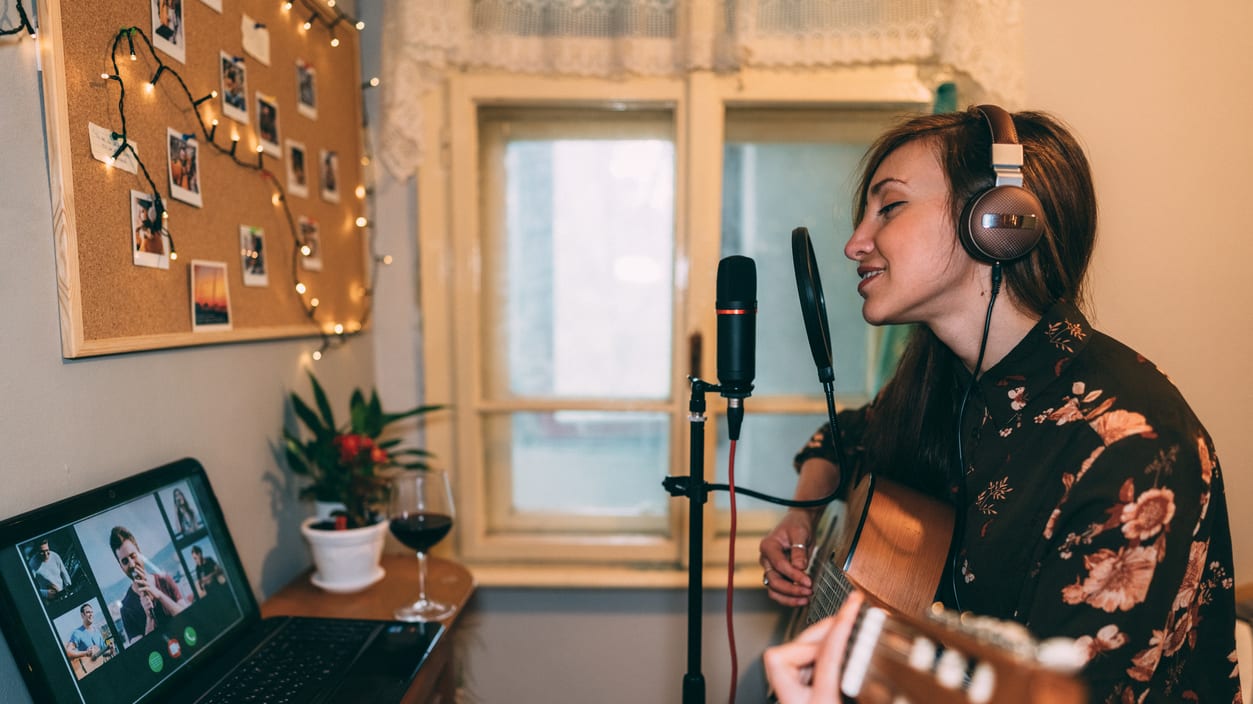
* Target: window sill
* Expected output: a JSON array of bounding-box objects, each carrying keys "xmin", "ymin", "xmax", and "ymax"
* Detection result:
[{"xmin": 464, "ymin": 562, "xmax": 769, "ymax": 590}]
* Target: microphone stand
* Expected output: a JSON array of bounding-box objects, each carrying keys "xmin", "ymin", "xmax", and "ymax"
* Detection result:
[
  {"xmin": 662, "ymin": 376, "xmax": 845, "ymax": 704},
  {"xmin": 661, "ymin": 375, "xmax": 716, "ymax": 704}
]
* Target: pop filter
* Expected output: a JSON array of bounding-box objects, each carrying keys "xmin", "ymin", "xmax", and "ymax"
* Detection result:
[{"xmin": 791, "ymin": 227, "xmax": 834, "ymax": 384}]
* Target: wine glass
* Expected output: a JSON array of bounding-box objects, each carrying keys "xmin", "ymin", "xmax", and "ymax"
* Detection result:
[{"xmin": 388, "ymin": 470, "xmax": 456, "ymax": 622}]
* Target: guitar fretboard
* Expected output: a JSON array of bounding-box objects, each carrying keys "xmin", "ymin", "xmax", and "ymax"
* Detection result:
[{"xmin": 807, "ymin": 551, "xmax": 854, "ymax": 626}]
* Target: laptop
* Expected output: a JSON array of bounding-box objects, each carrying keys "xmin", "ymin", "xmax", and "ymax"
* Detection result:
[{"xmin": 0, "ymin": 457, "xmax": 444, "ymax": 704}]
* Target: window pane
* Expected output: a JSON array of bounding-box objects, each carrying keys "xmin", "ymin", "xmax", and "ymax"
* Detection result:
[
  {"xmin": 721, "ymin": 144, "xmax": 869, "ymax": 397},
  {"xmin": 484, "ymin": 112, "xmax": 676, "ymax": 401},
  {"xmin": 485, "ymin": 411, "xmax": 671, "ymax": 532},
  {"xmin": 712, "ymin": 413, "xmax": 828, "ymax": 510}
]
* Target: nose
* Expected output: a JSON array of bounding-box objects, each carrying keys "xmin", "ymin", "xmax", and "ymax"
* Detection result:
[{"xmin": 845, "ymin": 218, "xmax": 874, "ymax": 261}]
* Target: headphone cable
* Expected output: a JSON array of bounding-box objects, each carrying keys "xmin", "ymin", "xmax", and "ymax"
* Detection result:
[{"xmin": 951, "ymin": 262, "xmax": 1002, "ymax": 612}]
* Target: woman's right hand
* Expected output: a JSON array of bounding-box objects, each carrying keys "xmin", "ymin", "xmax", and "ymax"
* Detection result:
[{"xmin": 759, "ymin": 509, "xmax": 817, "ymax": 607}]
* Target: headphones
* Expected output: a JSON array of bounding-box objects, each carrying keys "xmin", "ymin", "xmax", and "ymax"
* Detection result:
[{"xmin": 958, "ymin": 105, "xmax": 1047, "ymax": 262}]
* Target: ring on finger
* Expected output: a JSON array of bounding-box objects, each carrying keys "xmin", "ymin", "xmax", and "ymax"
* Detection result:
[{"xmin": 790, "ymin": 543, "xmax": 807, "ymax": 551}]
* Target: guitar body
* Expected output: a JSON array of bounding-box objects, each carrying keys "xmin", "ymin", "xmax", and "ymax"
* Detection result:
[
  {"xmin": 788, "ymin": 473, "xmax": 956, "ymax": 637},
  {"xmin": 771, "ymin": 475, "xmax": 1089, "ymax": 704}
]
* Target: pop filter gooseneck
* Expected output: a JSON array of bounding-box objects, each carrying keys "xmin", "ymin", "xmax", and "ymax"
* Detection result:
[{"xmin": 791, "ymin": 227, "xmax": 849, "ymax": 499}]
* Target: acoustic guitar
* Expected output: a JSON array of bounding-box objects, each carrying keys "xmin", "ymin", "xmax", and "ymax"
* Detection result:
[{"xmin": 775, "ymin": 473, "xmax": 1088, "ymax": 703}]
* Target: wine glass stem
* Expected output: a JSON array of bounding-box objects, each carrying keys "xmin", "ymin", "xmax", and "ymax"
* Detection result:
[{"xmin": 417, "ymin": 550, "xmax": 429, "ymax": 603}]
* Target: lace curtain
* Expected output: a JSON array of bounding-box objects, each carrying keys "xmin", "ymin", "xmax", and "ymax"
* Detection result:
[{"xmin": 379, "ymin": 0, "xmax": 1025, "ymax": 176}]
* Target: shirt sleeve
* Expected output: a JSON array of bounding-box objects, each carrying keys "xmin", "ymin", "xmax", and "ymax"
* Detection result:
[
  {"xmin": 792, "ymin": 405, "xmax": 870, "ymax": 498},
  {"xmin": 1019, "ymin": 424, "xmax": 1229, "ymax": 701}
]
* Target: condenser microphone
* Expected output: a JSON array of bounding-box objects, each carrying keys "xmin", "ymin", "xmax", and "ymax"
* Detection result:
[{"xmin": 716, "ymin": 255, "xmax": 756, "ymax": 441}]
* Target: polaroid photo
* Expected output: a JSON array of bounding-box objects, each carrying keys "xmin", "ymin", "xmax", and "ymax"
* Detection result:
[
  {"xmin": 190, "ymin": 260, "xmax": 232, "ymax": 332},
  {"xmin": 286, "ymin": 140, "xmax": 309, "ymax": 198},
  {"xmin": 298, "ymin": 216, "xmax": 322, "ymax": 271},
  {"xmin": 255, "ymin": 92, "xmax": 280, "ymax": 157},
  {"xmin": 219, "ymin": 53, "xmax": 248, "ymax": 124},
  {"xmin": 239, "ymin": 225, "xmax": 269, "ymax": 287},
  {"xmin": 130, "ymin": 191, "xmax": 170, "ymax": 270},
  {"xmin": 151, "ymin": 0, "xmax": 186, "ymax": 64},
  {"xmin": 319, "ymin": 150, "xmax": 340, "ymax": 204},
  {"xmin": 167, "ymin": 129, "xmax": 203, "ymax": 208},
  {"xmin": 241, "ymin": 14, "xmax": 271, "ymax": 66},
  {"xmin": 296, "ymin": 59, "xmax": 317, "ymax": 120}
]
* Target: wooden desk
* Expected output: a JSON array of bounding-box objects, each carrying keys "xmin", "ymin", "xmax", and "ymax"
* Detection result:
[{"xmin": 262, "ymin": 554, "xmax": 476, "ymax": 704}]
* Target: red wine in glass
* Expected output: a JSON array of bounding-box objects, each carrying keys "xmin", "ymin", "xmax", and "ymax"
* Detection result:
[
  {"xmin": 389, "ymin": 513, "xmax": 453, "ymax": 554},
  {"xmin": 389, "ymin": 471, "xmax": 456, "ymax": 622}
]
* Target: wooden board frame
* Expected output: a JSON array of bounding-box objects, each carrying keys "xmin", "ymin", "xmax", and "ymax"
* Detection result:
[{"xmin": 36, "ymin": 0, "xmax": 369, "ymax": 357}]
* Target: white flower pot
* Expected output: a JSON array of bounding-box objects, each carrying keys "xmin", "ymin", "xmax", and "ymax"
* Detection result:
[{"xmin": 300, "ymin": 516, "xmax": 388, "ymax": 594}]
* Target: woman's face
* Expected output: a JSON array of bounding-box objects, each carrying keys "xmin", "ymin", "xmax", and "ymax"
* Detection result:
[{"xmin": 844, "ymin": 139, "xmax": 982, "ymax": 331}]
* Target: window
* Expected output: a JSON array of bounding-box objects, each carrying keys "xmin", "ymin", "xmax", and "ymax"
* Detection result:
[{"xmin": 421, "ymin": 70, "xmax": 929, "ymax": 583}]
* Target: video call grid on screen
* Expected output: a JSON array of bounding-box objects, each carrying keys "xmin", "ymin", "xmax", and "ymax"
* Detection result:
[{"xmin": 0, "ymin": 464, "xmax": 251, "ymax": 704}]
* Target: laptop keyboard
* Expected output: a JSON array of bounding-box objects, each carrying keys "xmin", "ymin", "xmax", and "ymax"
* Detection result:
[{"xmin": 200, "ymin": 618, "xmax": 379, "ymax": 703}]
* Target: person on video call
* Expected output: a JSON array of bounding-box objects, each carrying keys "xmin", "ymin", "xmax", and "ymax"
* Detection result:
[
  {"xmin": 29, "ymin": 538, "xmax": 71, "ymax": 599},
  {"xmin": 110, "ymin": 525, "xmax": 186, "ymax": 643},
  {"xmin": 65, "ymin": 603, "xmax": 110, "ymax": 676},
  {"xmin": 759, "ymin": 106, "xmax": 1239, "ymax": 702},
  {"xmin": 173, "ymin": 488, "xmax": 198, "ymax": 535},
  {"xmin": 191, "ymin": 545, "xmax": 224, "ymax": 597}
]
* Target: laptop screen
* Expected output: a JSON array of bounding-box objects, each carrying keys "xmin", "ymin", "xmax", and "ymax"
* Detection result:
[{"xmin": 0, "ymin": 458, "xmax": 258, "ymax": 703}]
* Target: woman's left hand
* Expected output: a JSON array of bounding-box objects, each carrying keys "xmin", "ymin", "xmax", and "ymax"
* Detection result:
[{"xmin": 763, "ymin": 591, "xmax": 865, "ymax": 704}]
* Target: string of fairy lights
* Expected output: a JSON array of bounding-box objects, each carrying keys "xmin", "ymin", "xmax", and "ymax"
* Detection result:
[
  {"xmin": 96, "ymin": 1, "xmax": 385, "ymax": 359},
  {"xmin": 0, "ymin": 0, "xmax": 35, "ymax": 38}
]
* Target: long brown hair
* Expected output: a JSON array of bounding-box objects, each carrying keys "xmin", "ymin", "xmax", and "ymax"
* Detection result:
[{"xmin": 855, "ymin": 107, "xmax": 1098, "ymax": 496}]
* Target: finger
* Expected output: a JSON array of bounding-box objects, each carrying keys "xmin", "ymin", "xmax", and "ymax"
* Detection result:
[
  {"xmin": 807, "ymin": 592, "xmax": 865, "ymax": 698},
  {"xmin": 762, "ymin": 640, "xmax": 820, "ymax": 703}
]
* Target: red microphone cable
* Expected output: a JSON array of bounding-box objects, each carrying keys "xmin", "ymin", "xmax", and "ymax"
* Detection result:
[{"xmin": 725, "ymin": 438, "xmax": 739, "ymax": 704}]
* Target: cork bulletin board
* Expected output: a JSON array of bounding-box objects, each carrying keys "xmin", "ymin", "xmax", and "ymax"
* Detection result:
[{"xmin": 36, "ymin": 0, "xmax": 368, "ymax": 358}]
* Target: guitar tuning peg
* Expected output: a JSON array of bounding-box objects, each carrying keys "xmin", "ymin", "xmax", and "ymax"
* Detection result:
[
  {"xmin": 935, "ymin": 648, "xmax": 966, "ymax": 689},
  {"xmin": 1036, "ymin": 637, "xmax": 1089, "ymax": 672},
  {"xmin": 968, "ymin": 661, "xmax": 996, "ymax": 703}
]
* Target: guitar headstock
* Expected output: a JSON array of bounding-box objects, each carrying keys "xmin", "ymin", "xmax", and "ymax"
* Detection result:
[{"xmin": 841, "ymin": 597, "xmax": 1088, "ymax": 704}]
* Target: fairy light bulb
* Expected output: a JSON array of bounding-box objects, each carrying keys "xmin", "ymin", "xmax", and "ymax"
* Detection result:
[
  {"xmin": 355, "ymin": 20, "xmax": 365, "ymax": 30},
  {"xmin": 170, "ymin": 252, "xmax": 178, "ymax": 261},
  {"xmin": 311, "ymin": 349, "xmax": 323, "ymax": 361},
  {"xmin": 282, "ymin": 0, "xmax": 292, "ymax": 9},
  {"xmin": 382, "ymin": 254, "xmax": 394, "ymax": 265},
  {"xmin": 330, "ymin": 36, "xmax": 340, "ymax": 48},
  {"xmin": 301, "ymin": 244, "xmax": 312, "ymax": 256},
  {"xmin": 354, "ymin": 185, "xmax": 366, "ymax": 199},
  {"xmin": 333, "ymin": 323, "xmax": 345, "ymax": 335},
  {"xmin": 295, "ymin": 282, "xmax": 307, "ymax": 294},
  {"xmin": 310, "ymin": 297, "xmax": 320, "ymax": 308},
  {"xmin": 355, "ymin": 216, "xmax": 367, "ymax": 228}
]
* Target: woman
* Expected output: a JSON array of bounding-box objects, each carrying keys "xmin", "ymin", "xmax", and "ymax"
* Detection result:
[
  {"xmin": 173, "ymin": 488, "xmax": 198, "ymax": 535},
  {"xmin": 759, "ymin": 106, "xmax": 1238, "ymax": 702}
]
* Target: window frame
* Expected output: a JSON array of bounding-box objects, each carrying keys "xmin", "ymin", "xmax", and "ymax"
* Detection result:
[{"xmin": 418, "ymin": 66, "xmax": 932, "ymax": 586}]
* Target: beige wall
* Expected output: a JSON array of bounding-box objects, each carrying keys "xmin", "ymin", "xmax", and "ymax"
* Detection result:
[{"xmin": 1024, "ymin": 1, "xmax": 1253, "ymax": 579}]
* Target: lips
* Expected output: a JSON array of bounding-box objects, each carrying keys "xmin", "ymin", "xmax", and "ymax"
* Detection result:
[{"xmin": 856, "ymin": 266, "xmax": 884, "ymax": 295}]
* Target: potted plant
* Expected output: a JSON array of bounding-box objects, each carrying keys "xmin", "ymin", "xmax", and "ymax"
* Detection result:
[{"xmin": 282, "ymin": 371, "xmax": 444, "ymax": 592}]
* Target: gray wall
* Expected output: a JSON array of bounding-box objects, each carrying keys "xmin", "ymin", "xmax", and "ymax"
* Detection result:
[{"xmin": 0, "ymin": 10, "xmax": 378, "ymax": 702}]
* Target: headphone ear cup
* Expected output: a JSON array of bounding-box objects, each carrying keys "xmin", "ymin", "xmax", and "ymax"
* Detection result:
[{"xmin": 959, "ymin": 185, "xmax": 1046, "ymax": 262}]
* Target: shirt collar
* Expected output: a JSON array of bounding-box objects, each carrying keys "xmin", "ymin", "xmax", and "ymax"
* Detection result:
[{"xmin": 974, "ymin": 299, "xmax": 1094, "ymax": 428}]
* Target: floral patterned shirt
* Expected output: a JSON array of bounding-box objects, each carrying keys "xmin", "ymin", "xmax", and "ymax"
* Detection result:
[{"xmin": 794, "ymin": 301, "xmax": 1240, "ymax": 702}]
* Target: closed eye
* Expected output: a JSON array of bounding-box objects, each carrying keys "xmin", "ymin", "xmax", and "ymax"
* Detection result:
[{"xmin": 877, "ymin": 201, "xmax": 905, "ymax": 218}]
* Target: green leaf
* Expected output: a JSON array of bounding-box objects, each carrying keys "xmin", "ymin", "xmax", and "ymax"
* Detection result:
[
  {"xmin": 365, "ymin": 391, "xmax": 385, "ymax": 437},
  {"xmin": 307, "ymin": 371, "xmax": 336, "ymax": 432},
  {"xmin": 291, "ymin": 392, "xmax": 331, "ymax": 440},
  {"xmin": 349, "ymin": 388, "xmax": 368, "ymax": 434},
  {"xmin": 380, "ymin": 404, "xmax": 447, "ymax": 427}
]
